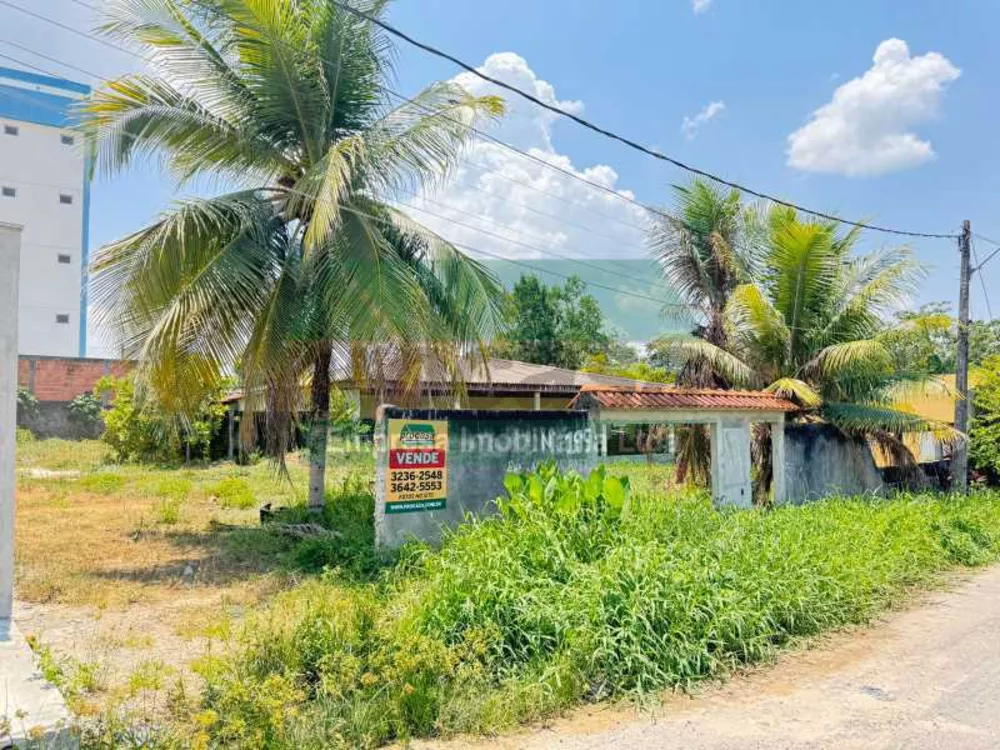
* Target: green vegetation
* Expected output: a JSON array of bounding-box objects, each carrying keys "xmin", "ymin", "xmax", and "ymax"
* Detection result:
[
  {"xmin": 652, "ymin": 178, "xmax": 953, "ymax": 495},
  {"xmin": 84, "ymin": 0, "xmax": 509, "ymax": 510},
  {"xmin": 172, "ymin": 465, "xmax": 1000, "ymax": 749},
  {"xmin": 96, "ymin": 375, "xmax": 228, "ymax": 464},
  {"xmin": 971, "ymin": 355, "xmax": 1000, "ymax": 483},
  {"xmin": 208, "ymin": 478, "xmax": 257, "ymax": 510},
  {"xmin": 884, "ymin": 302, "xmax": 1000, "ymax": 373},
  {"xmin": 67, "ymin": 392, "xmax": 104, "ymax": 438}
]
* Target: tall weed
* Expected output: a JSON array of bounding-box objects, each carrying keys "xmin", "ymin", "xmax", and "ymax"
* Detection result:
[{"xmin": 195, "ymin": 465, "xmax": 1000, "ymax": 748}]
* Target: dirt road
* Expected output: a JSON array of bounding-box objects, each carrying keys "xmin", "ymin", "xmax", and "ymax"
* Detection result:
[{"xmin": 421, "ymin": 566, "xmax": 1000, "ymax": 750}]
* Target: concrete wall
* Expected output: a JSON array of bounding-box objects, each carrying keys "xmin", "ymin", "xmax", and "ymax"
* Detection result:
[
  {"xmin": 783, "ymin": 423, "xmax": 884, "ymax": 504},
  {"xmin": 375, "ymin": 407, "xmax": 598, "ymax": 548},
  {"xmin": 17, "ymin": 402, "xmax": 102, "ymax": 440}
]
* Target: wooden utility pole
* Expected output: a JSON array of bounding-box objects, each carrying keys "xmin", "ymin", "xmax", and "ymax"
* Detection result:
[{"xmin": 953, "ymin": 220, "xmax": 972, "ymax": 493}]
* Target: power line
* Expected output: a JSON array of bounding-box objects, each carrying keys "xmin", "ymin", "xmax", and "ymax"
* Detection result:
[
  {"xmin": 973, "ymin": 233, "xmax": 1000, "ymax": 272},
  {"xmin": 3, "ymin": 1, "xmax": 955, "ymax": 241},
  {"xmin": 972, "ymin": 236, "xmax": 994, "ymax": 321},
  {"xmin": 0, "ymin": 76, "xmax": 692, "ymax": 316},
  {"xmin": 0, "ymin": 36, "xmax": 107, "ymax": 82},
  {"xmin": 0, "ymin": 0, "xmax": 149, "ymax": 63},
  {"xmin": 336, "ymin": 0, "xmax": 959, "ymax": 241}
]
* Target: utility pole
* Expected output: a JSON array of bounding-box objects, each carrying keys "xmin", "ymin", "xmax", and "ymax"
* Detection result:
[{"xmin": 953, "ymin": 220, "xmax": 972, "ymax": 493}]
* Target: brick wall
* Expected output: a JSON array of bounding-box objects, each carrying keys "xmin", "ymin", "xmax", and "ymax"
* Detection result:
[{"xmin": 17, "ymin": 356, "xmax": 132, "ymax": 403}]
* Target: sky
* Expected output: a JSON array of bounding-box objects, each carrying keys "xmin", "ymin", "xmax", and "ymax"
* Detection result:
[{"xmin": 2, "ymin": 0, "xmax": 998, "ymax": 356}]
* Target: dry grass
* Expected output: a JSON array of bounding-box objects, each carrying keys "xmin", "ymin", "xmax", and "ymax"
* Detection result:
[{"xmin": 13, "ymin": 438, "xmax": 374, "ymax": 719}]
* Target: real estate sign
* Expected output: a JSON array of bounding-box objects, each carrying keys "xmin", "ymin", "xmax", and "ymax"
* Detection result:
[{"xmin": 385, "ymin": 419, "xmax": 448, "ymax": 514}]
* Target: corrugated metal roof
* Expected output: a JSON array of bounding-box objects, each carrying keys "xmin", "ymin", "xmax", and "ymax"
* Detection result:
[{"xmin": 571, "ymin": 385, "xmax": 798, "ymax": 412}]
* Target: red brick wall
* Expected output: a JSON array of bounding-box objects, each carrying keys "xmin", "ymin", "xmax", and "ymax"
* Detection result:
[{"xmin": 17, "ymin": 356, "xmax": 132, "ymax": 403}]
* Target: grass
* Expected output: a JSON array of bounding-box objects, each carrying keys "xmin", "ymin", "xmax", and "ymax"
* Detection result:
[
  {"xmin": 171, "ymin": 465, "xmax": 1000, "ymax": 749},
  {"xmin": 17, "ymin": 440, "xmax": 1000, "ymax": 750}
]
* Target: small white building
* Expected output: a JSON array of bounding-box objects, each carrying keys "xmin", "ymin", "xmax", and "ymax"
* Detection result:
[{"xmin": 0, "ymin": 66, "xmax": 91, "ymax": 357}]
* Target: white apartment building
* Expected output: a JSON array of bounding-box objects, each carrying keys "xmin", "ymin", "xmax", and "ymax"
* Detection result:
[{"xmin": 0, "ymin": 66, "xmax": 91, "ymax": 357}]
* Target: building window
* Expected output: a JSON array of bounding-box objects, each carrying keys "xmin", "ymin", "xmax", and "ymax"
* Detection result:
[
  {"xmin": 1, "ymin": 187, "xmax": 14, "ymax": 198},
  {"xmin": 3, "ymin": 125, "xmax": 17, "ymax": 136},
  {"xmin": 55, "ymin": 314, "xmax": 70, "ymax": 324},
  {"xmin": 59, "ymin": 194, "xmax": 73, "ymax": 205},
  {"xmin": 57, "ymin": 254, "xmax": 71, "ymax": 264},
  {"xmin": 61, "ymin": 134, "xmax": 75, "ymax": 146}
]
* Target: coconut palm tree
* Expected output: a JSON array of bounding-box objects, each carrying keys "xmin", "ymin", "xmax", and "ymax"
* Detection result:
[
  {"xmin": 660, "ymin": 207, "xmax": 954, "ymax": 500},
  {"xmin": 84, "ymin": 0, "xmax": 509, "ymax": 510},
  {"xmin": 647, "ymin": 178, "xmax": 761, "ymax": 483}
]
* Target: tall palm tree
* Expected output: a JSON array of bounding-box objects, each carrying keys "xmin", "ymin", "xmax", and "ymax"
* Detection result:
[
  {"xmin": 647, "ymin": 179, "xmax": 760, "ymax": 483},
  {"xmin": 84, "ymin": 0, "xmax": 509, "ymax": 509},
  {"xmin": 662, "ymin": 207, "xmax": 954, "ymax": 500}
]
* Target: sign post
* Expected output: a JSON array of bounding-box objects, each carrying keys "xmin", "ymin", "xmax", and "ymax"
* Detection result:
[{"xmin": 385, "ymin": 419, "xmax": 449, "ymax": 514}]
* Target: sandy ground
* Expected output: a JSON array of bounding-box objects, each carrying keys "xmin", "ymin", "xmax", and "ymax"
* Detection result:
[{"xmin": 419, "ymin": 565, "xmax": 1000, "ymax": 750}]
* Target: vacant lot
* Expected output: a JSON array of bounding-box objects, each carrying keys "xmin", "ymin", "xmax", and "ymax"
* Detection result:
[
  {"xmin": 14, "ymin": 438, "xmax": 378, "ymax": 720},
  {"xmin": 14, "ymin": 439, "xmax": 674, "ymax": 731}
]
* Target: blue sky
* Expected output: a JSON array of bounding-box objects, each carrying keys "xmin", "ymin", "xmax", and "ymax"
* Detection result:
[{"xmin": 2, "ymin": 0, "xmax": 997, "ymax": 354}]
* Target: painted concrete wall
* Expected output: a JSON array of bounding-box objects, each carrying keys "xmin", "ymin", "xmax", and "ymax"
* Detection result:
[
  {"xmin": 0, "ymin": 111, "xmax": 87, "ymax": 357},
  {"xmin": 783, "ymin": 423, "xmax": 884, "ymax": 504},
  {"xmin": 375, "ymin": 407, "xmax": 598, "ymax": 548}
]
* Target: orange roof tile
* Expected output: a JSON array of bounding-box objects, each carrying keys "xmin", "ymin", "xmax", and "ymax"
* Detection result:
[{"xmin": 571, "ymin": 384, "xmax": 798, "ymax": 412}]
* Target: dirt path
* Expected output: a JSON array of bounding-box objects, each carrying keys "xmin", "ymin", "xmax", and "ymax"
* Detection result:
[{"xmin": 420, "ymin": 566, "xmax": 1000, "ymax": 750}]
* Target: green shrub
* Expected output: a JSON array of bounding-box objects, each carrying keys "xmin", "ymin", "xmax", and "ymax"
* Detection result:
[
  {"xmin": 67, "ymin": 392, "xmax": 104, "ymax": 437},
  {"xmin": 150, "ymin": 478, "xmax": 192, "ymax": 501},
  {"xmin": 79, "ymin": 472, "xmax": 126, "ymax": 495},
  {"xmin": 15, "ymin": 426, "xmax": 34, "ymax": 445},
  {"xmin": 16, "ymin": 387, "xmax": 38, "ymax": 419},
  {"xmin": 155, "ymin": 498, "xmax": 184, "ymax": 525},
  {"xmin": 96, "ymin": 374, "xmax": 227, "ymax": 464},
  {"xmin": 209, "ymin": 478, "xmax": 256, "ymax": 510},
  {"xmin": 971, "ymin": 355, "xmax": 1000, "ymax": 483},
  {"xmin": 196, "ymin": 466, "xmax": 1000, "ymax": 748}
]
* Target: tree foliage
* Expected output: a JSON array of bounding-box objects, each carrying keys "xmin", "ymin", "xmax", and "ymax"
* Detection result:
[
  {"xmin": 493, "ymin": 274, "xmax": 612, "ymax": 370},
  {"xmin": 654, "ymin": 192, "xmax": 953, "ymax": 497},
  {"xmin": 84, "ymin": 0, "xmax": 510, "ymax": 507},
  {"xmin": 970, "ymin": 356, "xmax": 1000, "ymax": 483},
  {"xmin": 96, "ymin": 375, "xmax": 227, "ymax": 464}
]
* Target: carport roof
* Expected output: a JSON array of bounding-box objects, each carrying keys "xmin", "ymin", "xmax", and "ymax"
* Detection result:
[{"xmin": 571, "ymin": 385, "xmax": 798, "ymax": 412}]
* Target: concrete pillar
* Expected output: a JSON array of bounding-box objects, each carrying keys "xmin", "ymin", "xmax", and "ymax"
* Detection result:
[
  {"xmin": 600, "ymin": 421, "xmax": 608, "ymax": 457},
  {"xmin": 0, "ymin": 223, "xmax": 23, "ymax": 620},
  {"xmin": 533, "ymin": 391, "xmax": 541, "ymax": 410},
  {"xmin": 709, "ymin": 419, "xmax": 721, "ymax": 506},
  {"xmin": 771, "ymin": 418, "xmax": 786, "ymax": 505},
  {"xmin": 227, "ymin": 404, "xmax": 236, "ymax": 461}
]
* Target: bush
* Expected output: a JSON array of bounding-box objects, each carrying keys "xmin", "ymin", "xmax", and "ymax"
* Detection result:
[
  {"xmin": 208, "ymin": 478, "xmax": 256, "ymax": 510},
  {"xmin": 193, "ymin": 465, "xmax": 1000, "ymax": 748},
  {"xmin": 15, "ymin": 427, "xmax": 34, "ymax": 445},
  {"xmin": 96, "ymin": 374, "xmax": 227, "ymax": 464},
  {"xmin": 971, "ymin": 355, "xmax": 1000, "ymax": 483},
  {"xmin": 67, "ymin": 392, "xmax": 104, "ymax": 437},
  {"xmin": 79, "ymin": 472, "xmax": 126, "ymax": 496},
  {"xmin": 16, "ymin": 387, "xmax": 38, "ymax": 419}
]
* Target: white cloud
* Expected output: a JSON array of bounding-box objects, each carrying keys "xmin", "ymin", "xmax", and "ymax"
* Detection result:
[
  {"xmin": 692, "ymin": 0, "xmax": 713, "ymax": 14},
  {"xmin": 681, "ymin": 100, "xmax": 726, "ymax": 140},
  {"xmin": 405, "ymin": 53, "xmax": 649, "ymax": 261},
  {"xmin": 787, "ymin": 39, "xmax": 960, "ymax": 177}
]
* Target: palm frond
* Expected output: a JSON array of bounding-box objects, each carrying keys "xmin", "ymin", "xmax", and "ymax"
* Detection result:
[
  {"xmin": 764, "ymin": 378, "xmax": 821, "ymax": 408},
  {"xmin": 652, "ymin": 335, "xmax": 756, "ymax": 388}
]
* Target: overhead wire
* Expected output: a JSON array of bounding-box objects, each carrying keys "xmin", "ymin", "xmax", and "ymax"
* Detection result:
[
  {"xmin": 0, "ymin": 70, "xmax": 695, "ymax": 320},
  {"xmin": 0, "ymin": 22, "xmax": 955, "ymax": 336},
  {"xmin": 2, "ymin": 0, "xmax": 961, "ymax": 241},
  {"xmin": 971, "ymin": 236, "xmax": 994, "ymax": 321},
  {"xmin": 332, "ymin": 0, "xmax": 959, "ymax": 240}
]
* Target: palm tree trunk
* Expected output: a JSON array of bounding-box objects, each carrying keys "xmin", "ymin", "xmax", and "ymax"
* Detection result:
[{"xmin": 307, "ymin": 342, "xmax": 332, "ymax": 513}]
